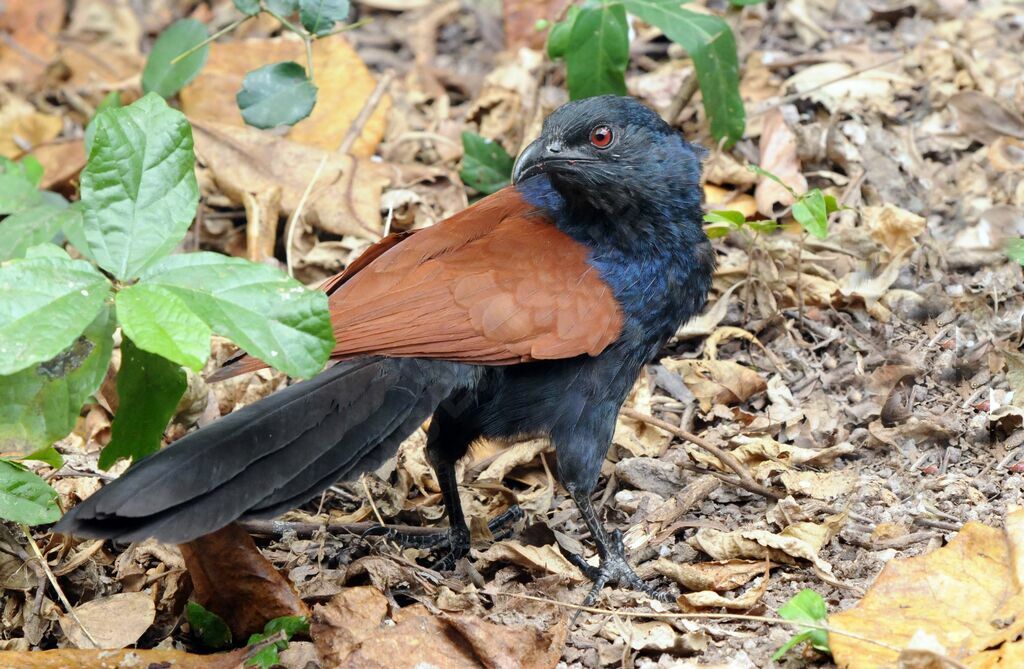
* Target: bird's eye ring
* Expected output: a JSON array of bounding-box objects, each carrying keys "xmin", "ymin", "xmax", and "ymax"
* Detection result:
[{"xmin": 589, "ymin": 125, "xmax": 613, "ymax": 149}]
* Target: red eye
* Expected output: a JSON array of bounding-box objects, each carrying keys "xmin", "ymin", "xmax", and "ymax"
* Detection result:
[{"xmin": 590, "ymin": 125, "xmax": 613, "ymax": 148}]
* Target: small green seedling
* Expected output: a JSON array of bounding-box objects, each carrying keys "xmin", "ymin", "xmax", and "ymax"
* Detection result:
[
  {"xmin": 772, "ymin": 588, "xmax": 831, "ymax": 662},
  {"xmin": 186, "ymin": 601, "xmax": 233, "ymax": 649},
  {"xmin": 749, "ymin": 165, "xmax": 843, "ymax": 240},
  {"xmin": 703, "ymin": 208, "xmax": 779, "ymax": 238},
  {"xmin": 246, "ymin": 615, "xmax": 310, "ymax": 668}
]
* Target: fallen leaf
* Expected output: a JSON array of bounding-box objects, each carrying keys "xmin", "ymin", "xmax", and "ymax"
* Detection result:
[
  {"xmin": 662, "ymin": 359, "xmax": 767, "ymax": 412},
  {"xmin": 0, "ymin": 648, "xmax": 246, "ymax": 668},
  {"xmin": 58, "ymin": 592, "xmax": 155, "ymax": 649},
  {"xmin": 0, "ymin": 98, "xmax": 63, "ymax": 159},
  {"xmin": 830, "ymin": 508, "xmax": 1024, "ymax": 668},
  {"xmin": 0, "ymin": 0, "xmax": 65, "ymax": 85},
  {"xmin": 703, "ymin": 184, "xmax": 758, "ymax": 219},
  {"xmin": 27, "ymin": 140, "xmax": 87, "ymax": 190},
  {"xmin": 312, "ymin": 586, "xmax": 566, "ymax": 669},
  {"xmin": 614, "ymin": 374, "xmax": 671, "ymax": 457},
  {"xmin": 601, "ymin": 618, "xmax": 708, "ymax": 653},
  {"xmin": 948, "ymin": 90, "xmax": 1024, "ymax": 144},
  {"xmin": 677, "ymin": 569, "xmax": 769, "ymax": 610},
  {"xmin": 473, "ymin": 540, "xmax": 586, "ymax": 582},
  {"xmin": 654, "ymin": 558, "xmax": 771, "ymax": 592},
  {"xmin": 181, "ymin": 37, "xmax": 388, "ymax": 158},
  {"xmin": 756, "ymin": 108, "xmax": 807, "ymax": 216},
  {"xmin": 60, "ymin": 0, "xmax": 143, "ymax": 86},
  {"xmin": 784, "ymin": 62, "xmax": 912, "ymax": 113},
  {"xmin": 181, "ymin": 523, "xmax": 309, "ymax": 640},
  {"xmin": 863, "ymin": 204, "xmax": 925, "ymax": 258}
]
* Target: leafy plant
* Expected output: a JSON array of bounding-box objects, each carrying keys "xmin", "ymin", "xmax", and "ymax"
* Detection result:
[
  {"xmin": 773, "ymin": 588, "xmax": 831, "ymax": 661},
  {"xmin": 547, "ymin": 0, "xmax": 746, "ymax": 146},
  {"xmin": 702, "ymin": 208, "xmax": 778, "ymax": 238},
  {"xmin": 141, "ymin": 0, "xmax": 362, "ymax": 129},
  {"xmin": 749, "ymin": 165, "xmax": 842, "ymax": 240},
  {"xmin": 460, "ymin": 132, "xmax": 516, "ymax": 195},
  {"xmin": 1005, "ymin": 238, "xmax": 1024, "ymax": 265},
  {"xmin": 246, "ymin": 615, "xmax": 310, "ymax": 667},
  {"xmin": 186, "ymin": 601, "xmax": 233, "ymax": 649},
  {"xmin": 0, "ymin": 93, "xmax": 334, "ymax": 525}
]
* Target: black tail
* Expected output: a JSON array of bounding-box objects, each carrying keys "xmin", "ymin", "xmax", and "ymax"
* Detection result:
[{"xmin": 55, "ymin": 358, "xmax": 468, "ymax": 543}]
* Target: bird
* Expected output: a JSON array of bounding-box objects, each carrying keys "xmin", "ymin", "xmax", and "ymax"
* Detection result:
[{"xmin": 55, "ymin": 95, "xmax": 715, "ymax": 603}]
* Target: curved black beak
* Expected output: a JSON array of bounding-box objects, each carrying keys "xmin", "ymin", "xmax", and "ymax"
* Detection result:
[{"xmin": 512, "ymin": 137, "xmax": 595, "ymax": 184}]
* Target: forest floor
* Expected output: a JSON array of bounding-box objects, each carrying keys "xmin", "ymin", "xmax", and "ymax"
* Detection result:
[{"xmin": 3, "ymin": 0, "xmax": 1024, "ymax": 667}]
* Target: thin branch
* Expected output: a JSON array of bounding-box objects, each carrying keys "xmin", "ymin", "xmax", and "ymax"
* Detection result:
[
  {"xmin": 317, "ymin": 17, "xmax": 374, "ymax": 38},
  {"xmin": 284, "ymin": 154, "xmax": 328, "ymax": 277},
  {"xmin": 22, "ymin": 527, "xmax": 99, "ymax": 648},
  {"xmin": 170, "ymin": 16, "xmax": 252, "ymax": 65},
  {"xmin": 337, "ymin": 70, "xmax": 395, "ymax": 154},
  {"xmin": 621, "ymin": 408, "xmax": 782, "ymax": 500}
]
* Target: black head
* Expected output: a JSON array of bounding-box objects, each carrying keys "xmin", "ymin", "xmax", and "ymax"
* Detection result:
[{"xmin": 512, "ymin": 95, "xmax": 705, "ymax": 218}]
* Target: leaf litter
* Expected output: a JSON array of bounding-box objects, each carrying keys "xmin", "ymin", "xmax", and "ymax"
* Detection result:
[{"xmin": 1, "ymin": 0, "xmax": 1023, "ymax": 667}]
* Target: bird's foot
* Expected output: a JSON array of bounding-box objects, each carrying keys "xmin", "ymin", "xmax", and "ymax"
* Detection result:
[
  {"xmin": 564, "ymin": 529, "xmax": 672, "ymax": 612},
  {"xmin": 363, "ymin": 505, "xmax": 524, "ymax": 571}
]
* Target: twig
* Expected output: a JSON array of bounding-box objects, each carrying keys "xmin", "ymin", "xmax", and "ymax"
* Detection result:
[
  {"xmin": 488, "ymin": 591, "xmax": 903, "ymax": 653},
  {"xmin": 662, "ymin": 71, "xmax": 699, "ymax": 125},
  {"xmin": 621, "ymin": 408, "xmax": 782, "ymax": 500},
  {"xmin": 319, "ymin": 16, "xmax": 374, "ymax": 37},
  {"xmin": 284, "ymin": 154, "xmax": 328, "ymax": 277},
  {"xmin": 240, "ymin": 518, "xmax": 444, "ymax": 538},
  {"xmin": 796, "ymin": 231, "xmax": 807, "ymax": 327},
  {"xmin": 170, "ymin": 16, "xmax": 252, "ymax": 65},
  {"xmin": 337, "ymin": 70, "xmax": 395, "ymax": 154},
  {"xmin": 21, "ymin": 526, "xmax": 99, "ymax": 648}
]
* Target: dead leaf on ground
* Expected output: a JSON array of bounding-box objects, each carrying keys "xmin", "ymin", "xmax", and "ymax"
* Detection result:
[
  {"xmin": 58, "ymin": 592, "xmax": 155, "ymax": 649},
  {"xmin": 676, "ymin": 568, "xmax": 770, "ymax": 611},
  {"xmin": 181, "ymin": 523, "xmax": 309, "ymax": 640},
  {"xmin": 864, "ymin": 204, "xmax": 925, "ymax": 258},
  {"xmin": 948, "ymin": 90, "xmax": 1024, "ymax": 144},
  {"xmin": 601, "ymin": 618, "xmax": 708, "ymax": 654},
  {"xmin": 756, "ymin": 108, "xmax": 807, "ymax": 216},
  {"xmin": 60, "ymin": 0, "xmax": 143, "ymax": 86},
  {"xmin": 181, "ymin": 37, "xmax": 389, "ymax": 158},
  {"xmin": 0, "ymin": 97, "xmax": 63, "ymax": 159},
  {"xmin": 830, "ymin": 507, "xmax": 1024, "ymax": 668},
  {"xmin": 312, "ymin": 585, "xmax": 566, "ymax": 669},
  {"xmin": 26, "ymin": 140, "xmax": 88, "ymax": 190},
  {"xmin": 662, "ymin": 359, "xmax": 767, "ymax": 412},
  {"xmin": 473, "ymin": 540, "xmax": 586, "ymax": 582},
  {"xmin": 0, "ymin": 647, "xmax": 246, "ymax": 669},
  {"xmin": 0, "ymin": 0, "xmax": 65, "ymax": 86},
  {"xmin": 614, "ymin": 375, "xmax": 671, "ymax": 457},
  {"xmin": 654, "ymin": 558, "xmax": 771, "ymax": 592}
]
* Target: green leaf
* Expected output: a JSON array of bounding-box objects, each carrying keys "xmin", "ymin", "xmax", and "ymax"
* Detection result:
[
  {"xmin": 748, "ymin": 164, "xmax": 797, "ymax": 196},
  {"xmin": 0, "ymin": 459, "xmax": 60, "ymax": 525},
  {"xmin": 1006, "ymin": 238, "xmax": 1024, "ymax": 265},
  {"xmin": 730, "ymin": 0, "xmax": 768, "ymax": 5},
  {"xmin": 59, "ymin": 203, "xmax": 91, "ymax": 261},
  {"xmin": 0, "ymin": 193, "xmax": 71, "ymax": 261},
  {"xmin": 747, "ymin": 219, "xmax": 780, "ymax": 234},
  {"xmin": 245, "ymin": 633, "xmax": 281, "ymax": 669},
  {"xmin": 116, "ymin": 283, "xmax": 211, "ymax": 370},
  {"xmin": 20, "ymin": 156, "xmax": 43, "ymax": 187},
  {"xmin": 299, "ymin": 0, "xmax": 350, "ymax": 36},
  {"xmin": 546, "ymin": 5, "xmax": 580, "ymax": 59},
  {"xmin": 792, "ymin": 189, "xmax": 829, "ymax": 239},
  {"xmin": 99, "ymin": 337, "xmax": 186, "ymax": 469},
  {"xmin": 186, "ymin": 602, "xmax": 233, "ymax": 649},
  {"xmin": 84, "ymin": 91, "xmax": 122, "ymax": 156},
  {"xmin": 0, "ymin": 307, "xmax": 114, "ymax": 454},
  {"xmin": 622, "ymin": 0, "xmax": 745, "ymax": 145},
  {"xmin": 139, "ymin": 252, "xmax": 333, "ymax": 378},
  {"xmin": 0, "ymin": 254, "xmax": 112, "ymax": 375},
  {"xmin": 21, "ymin": 445, "xmax": 64, "ymax": 469},
  {"xmin": 460, "ymin": 132, "xmax": 515, "ymax": 194},
  {"xmin": 0, "ymin": 170, "xmax": 42, "ymax": 215},
  {"xmin": 80, "ymin": 93, "xmax": 200, "ymax": 280},
  {"xmin": 703, "ymin": 209, "xmax": 747, "ymax": 226},
  {"xmin": 266, "ymin": 0, "xmax": 298, "ymax": 15},
  {"xmin": 772, "ymin": 588, "xmax": 830, "ymax": 660},
  {"xmin": 234, "ymin": 0, "xmax": 262, "ymax": 16},
  {"xmin": 566, "ymin": 4, "xmax": 629, "ymax": 99},
  {"xmin": 142, "ymin": 19, "xmax": 211, "ymax": 99},
  {"xmin": 264, "ymin": 615, "xmax": 309, "ymax": 638},
  {"xmin": 237, "ymin": 62, "xmax": 318, "ymax": 130}
]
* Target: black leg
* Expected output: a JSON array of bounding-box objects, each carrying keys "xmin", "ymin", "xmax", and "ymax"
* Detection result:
[{"xmin": 564, "ymin": 482, "xmax": 671, "ymax": 608}]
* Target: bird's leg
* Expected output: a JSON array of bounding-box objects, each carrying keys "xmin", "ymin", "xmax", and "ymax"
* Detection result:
[{"xmin": 564, "ymin": 484, "xmax": 671, "ymax": 607}]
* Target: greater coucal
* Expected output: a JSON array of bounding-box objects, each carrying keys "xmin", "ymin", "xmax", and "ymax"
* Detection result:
[{"xmin": 56, "ymin": 95, "xmax": 715, "ymax": 600}]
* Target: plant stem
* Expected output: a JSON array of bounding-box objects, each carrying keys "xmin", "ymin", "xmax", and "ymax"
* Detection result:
[
  {"xmin": 265, "ymin": 9, "xmax": 315, "ymax": 78},
  {"xmin": 317, "ymin": 17, "xmax": 374, "ymax": 38},
  {"xmin": 796, "ymin": 231, "xmax": 806, "ymax": 327},
  {"xmin": 169, "ymin": 15, "xmax": 252, "ymax": 65}
]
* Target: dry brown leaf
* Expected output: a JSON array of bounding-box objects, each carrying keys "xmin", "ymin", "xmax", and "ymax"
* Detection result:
[
  {"xmin": 614, "ymin": 374, "xmax": 671, "ymax": 457},
  {"xmin": 662, "ymin": 359, "xmax": 766, "ymax": 412},
  {"xmin": 475, "ymin": 438, "xmax": 548, "ymax": 482},
  {"xmin": 948, "ymin": 90, "xmax": 1024, "ymax": 144},
  {"xmin": 29, "ymin": 140, "xmax": 88, "ymax": 190},
  {"xmin": 830, "ymin": 508, "xmax": 1024, "ymax": 668},
  {"xmin": 0, "ymin": 648, "xmax": 246, "ymax": 668},
  {"xmin": 864, "ymin": 204, "xmax": 925, "ymax": 258},
  {"xmin": 689, "ymin": 513, "xmax": 846, "ymax": 576},
  {"xmin": 181, "ymin": 37, "xmax": 388, "ymax": 158},
  {"xmin": 601, "ymin": 619, "xmax": 708, "ymax": 653},
  {"xmin": 0, "ymin": 0, "xmax": 64, "ymax": 85},
  {"xmin": 60, "ymin": 0, "xmax": 143, "ymax": 86},
  {"xmin": 755, "ymin": 108, "xmax": 806, "ymax": 216},
  {"xmin": 58, "ymin": 592, "xmax": 155, "ymax": 649},
  {"xmin": 473, "ymin": 540, "xmax": 586, "ymax": 582},
  {"xmin": 192, "ymin": 120, "xmax": 389, "ymax": 240},
  {"xmin": 989, "ymin": 137, "xmax": 1024, "ymax": 172},
  {"xmin": 784, "ymin": 62, "xmax": 911, "ymax": 113},
  {"xmin": 503, "ymin": 0, "xmax": 572, "ymax": 49},
  {"xmin": 703, "ymin": 184, "xmax": 758, "ymax": 219},
  {"xmin": 654, "ymin": 558, "xmax": 771, "ymax": 592},
  {"xmin": 312, "ymin": 586, "xmax": 566, "ymax": 669},
  {"xmin": 0, "ymin": 98, "xmax": 63, "ymax": 159},
  {"xmin": 181, "ymin": 523, "xmax": 309, "ymax": 640},
  {"xmin": 676, "ymin": 568, "xmax": 769, "ymax": 610}
]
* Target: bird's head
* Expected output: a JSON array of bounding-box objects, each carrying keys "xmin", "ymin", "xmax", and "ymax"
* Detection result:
[{"xmin": 512, "ymin": 95, "xmax": 705, "ymax": 219}]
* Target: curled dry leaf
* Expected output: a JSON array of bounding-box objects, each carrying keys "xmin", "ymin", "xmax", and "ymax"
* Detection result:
[
  {"xmin": 0, "ymin": 648, "xmax": 247, "ymax": 668},
  {"xmin": 601, "ymin": 619, "xmax": 709, "ymax": 654},
  {"xmin": 312, "ymin": 585, "xmax": 567, "ymax": 669},
  {"xmin": 473, "ymin": 540, "xmax": 586, "ymax": 582},
  {"xmin": 614, "ymin": 375, "xmax": 671, "ymax": 457},
  {"xmin": 58, "ymin": 592, "xmax": 155, "ymax": 649},
  {"xmin": 181, "ymin": 523, "xmax": 309, "ymax": 640},
  {"xmin": 863, "ymin": 204, "xmax": 925, "ymax": 258},
  {"xmin": 689, "ymin": 512, "xmax": 847, "ymax": 576},
  {"xmin": 661, "ymin": 359, "xmax": 767, "ymax": 413},
  {"xmin": 676, "ymin": 569, "xmax": 769, "ymax": 611},
  {"xmin": 654, "ymin": 558, "xmax": 771, "ymax": 593},
  {"xmin": 830, "ymin": 508, "xmax": 1024, "ymax": 668},
  {"xmin": 755, "ymin": 108, "xmax": 807, "ymax": 216},
  {"xmin": 182, "ymin": 37, "xmax": 389, "ymax": 158}
]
